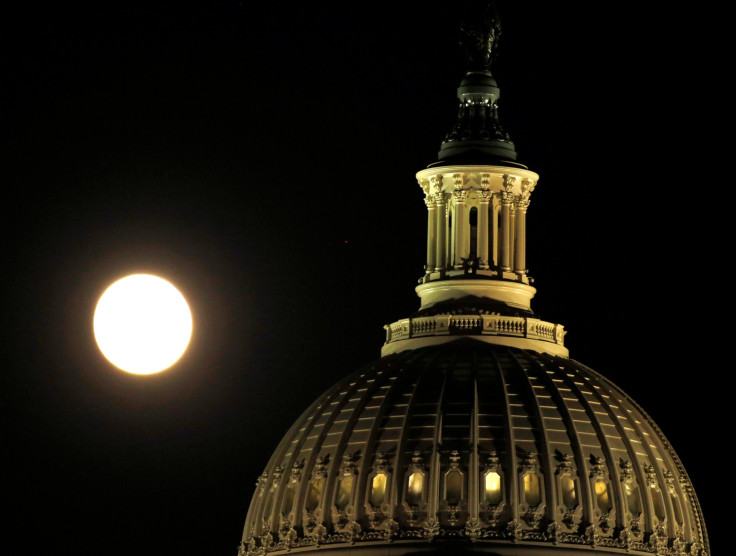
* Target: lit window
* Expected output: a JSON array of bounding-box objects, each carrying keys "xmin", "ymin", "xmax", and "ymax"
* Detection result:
[
  {"xmin": 624, "ymin": 481, "xmax": 642, "ymax": 515},
  {"xmin": 524, "ymin": 473, "xmax": 542, "ymax": 507},
  {"xmin": 650, "ymin": 486, "xmax": 666, "ymax": 521},
  {"xmin": 306, "ymin": 479, "xmax": 323, "ymax": 512},
  {"xmin": 335, "ymin": 474, "xmax": 354, "ymax": 509},
  {"xmin": 369, "ymin": 473, "xmax": 387, "ymax": 507},
  {"xmin": 594, "ymin": 479, "xmax": 612, "ymax": 513},
  {"xmin": 484, "ymin": 471, "xmax": 502, "ymax": 505},
  {"xmin": 560, "ymin": 475, "xmax": 577, "ymax": 510},
  {"xmin": 407, "ymin": 472, "xmax": 424, "ymax": 506}
]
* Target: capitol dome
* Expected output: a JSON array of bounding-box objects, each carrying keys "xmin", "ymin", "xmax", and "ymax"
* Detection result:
[
  {"xmin": 241, "ymin": 341, "xmax": 706, "ymax": 555},
  {"xmin": 238, "ymin": 4, "xmax": 709, "ymax": 555}
]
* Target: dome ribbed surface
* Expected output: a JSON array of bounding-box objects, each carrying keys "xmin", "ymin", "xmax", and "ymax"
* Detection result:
[{"xmin": 240, "ymin": 340, "xmax": 708, "ymax": 555}]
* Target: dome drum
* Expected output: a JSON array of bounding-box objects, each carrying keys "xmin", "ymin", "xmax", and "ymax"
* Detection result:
[{"xmin": 240, "ymin": 343, "xmax": 707, "ymax": 556}]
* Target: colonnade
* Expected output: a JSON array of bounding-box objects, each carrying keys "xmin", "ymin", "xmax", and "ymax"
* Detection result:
[{"xmin": 420, "ymin": 170, "xmax": 535, "ymax": 280}]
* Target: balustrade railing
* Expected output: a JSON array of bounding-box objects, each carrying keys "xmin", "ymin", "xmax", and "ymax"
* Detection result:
[{"xmin": 384, "ymin": 314, "xmax": 565, "ymax": 347}]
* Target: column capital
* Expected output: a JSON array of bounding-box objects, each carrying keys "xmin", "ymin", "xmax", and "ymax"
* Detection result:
[
  {"xmin": 419, "ymin": 178, "xmax": 430, "ymax": 195},
  {"xmin": 516, "ymin": 197, "xmax": 531, "ymax": 211},
  {"xmin": 452, "ymin": 189, "xmax": 468, "ymax": 203},
  {"xmin": 424, "ymin": 195, "xmax": 437, "ymax": 209},
  {"xmin": 478, "ymin": 189, "xmax": 492, "ymax": 204}
]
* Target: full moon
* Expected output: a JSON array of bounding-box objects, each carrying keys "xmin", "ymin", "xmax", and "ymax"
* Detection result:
[{"xmin": 93, "ymin": 274, "xmax": 193, "ymax": 374}]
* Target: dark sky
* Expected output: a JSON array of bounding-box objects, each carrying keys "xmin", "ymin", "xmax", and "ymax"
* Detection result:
[{"xmin": 4, "ymin": 3, "xmax": 721, "ymax": 555}]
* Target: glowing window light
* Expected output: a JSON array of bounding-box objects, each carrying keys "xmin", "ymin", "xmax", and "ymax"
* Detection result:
[
  {"xmin": 370, "ymin": 473, "xmax": 387, "ymax": 507},
  {"xmin": 625, "ymin": 481, "xmax": 642, "ymax": 515},
  {"xmin": 407, "ymin": 472, "xmax": 424, "ymax": 506},
  {"xmin": 524, "ymin": 473, "xmax": 542, "ymax": 507},
  {"xmin": 484, "ymin": 471, "xmax": 502, "ymax": 505},
  {"xmin": 306, "ymin": 479, "xmax": 323, "ymax": 511},
  {"xmin": 335, "ymin": 474, "xmax": 354, "ymax": 509},
  {"xmin": 594, "ymin": 479, "xmax": 612, "ymax": 512},
  {"xmin": 560, "ymin": 475, "xmax": 577, "ymax": 510}
]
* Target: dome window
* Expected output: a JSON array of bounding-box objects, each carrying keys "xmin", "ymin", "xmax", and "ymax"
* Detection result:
[
  {"xmin": 623, "ymin": 480, "xmax": 642, "ymax": 515},
  {"xmin": 484, "ymin": 471, "xmax": 502, "ymax": 505},
  {"xmin": 281, "ymin": 461, "xmax": 302, "ymax": 516},
  {"xmin": 594, "ymin": 479, "xmax": 613, "ymax": 513},
  {"xmin": 664, "ymin": 471, "xmax": 684, "ymax": 526},
  {"xmin": 404, "ymin": 451, "xmax": 428, "ymax": 508},
  {"xmin": 520, "ymin": 452, "xmax": 544, "ymax": 510},
  {"xmin": 524, "ymin": 473, "xmax": 542, "ymax": 507},
  {"xmin": 260, "ymin": 465, "xmax": 283, "ymax": 532},
  {"xmin": 555, "ymin": 454, "xmax": 579, "ymax": 513},
  {"xmin": 560, "ymin": 475, "xmax": 577, "ymax": 510},
  {"xmin": 481, "ymin": 452, "xmax": 504, "ymax": 508},
  {"xmin": 370, "ymin": 473, "xmax": 388, "ymax": 506},
  {"xmin": 334, "ymin": 455, "xmax": 357, "ymax": 511},
  {"xmin": 407, "ymin": 472, "xmax": 425, "ymax": 506},
  {"xmin": 443, "ymin": 450, "xmax": 465, "ymax": 507},
  {"xmin": 367, "ymin": 452, "xmax": 391, "ymax": 508},
  {"xmin": 305, "ymin": 457, "xmax": 327, "ymax": 513}
]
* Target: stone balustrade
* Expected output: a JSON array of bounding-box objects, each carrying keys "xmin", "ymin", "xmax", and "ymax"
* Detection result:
[{"xmin": 384, "ymin": 314, "xmax": 565, "ymax": 347}]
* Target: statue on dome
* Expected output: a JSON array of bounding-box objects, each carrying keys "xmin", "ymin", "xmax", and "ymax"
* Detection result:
[{"xmin": 460, "ymin": 1, "xmax": 502, "ymax": 72}]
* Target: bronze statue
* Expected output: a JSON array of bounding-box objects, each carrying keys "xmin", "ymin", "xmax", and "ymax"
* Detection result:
[{"xmin": 460, "ymin": 1, "xmax": 502, "ymax": 72}]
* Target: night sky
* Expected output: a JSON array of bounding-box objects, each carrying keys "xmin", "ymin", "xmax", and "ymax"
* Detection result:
[{"xmin": 4, "ymin": 3, "xmax": 721, "ymax": 555}]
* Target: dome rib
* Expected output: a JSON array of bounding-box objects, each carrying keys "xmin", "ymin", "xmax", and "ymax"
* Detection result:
[
  {"xmin": 508, "ymin": 349, "xmax": 559, "ymax": 527},
  {"xmin": 524, "ymin": 351, "xmax": 594, "ymax": 526},
  {"xmin": 550, "ymin": 356, "xmax": 625, "ymax": 530},
  {"xmin": 351, "ymin": 358, "xmax": 413, "ymax": 525},
  {"xmin": 574, "ymin": 358, "xmax": 706, "ymax": 548},
  {"xmin": 490, "ymin": 347, "xmax": 518, "ymax": 527}
]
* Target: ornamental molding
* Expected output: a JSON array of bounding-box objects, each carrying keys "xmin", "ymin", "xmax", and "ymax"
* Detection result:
[
  {"xmin": 644, "ymin": 464, "xmax": 658, "ymax": 488},
  {"xmin": 243, "ymin": 519, "xmax": 705, "ymax": 556},
  {"xmin": 311, "ymin": 456, "xmax": 327, "ymax": 480},
  {"xmin": 373, "ymin": 451, "xmax": 390, "ymax": 473},
  {"xmin": 620, "ymin": 460, "xmax": 634, "ymax": 481},
  {"xmin": 429, "ymin": 175, "xmax": 443, "ymax": 194},
  {"xmin": 270, "ymin": 465, "xmax": 283, "ymax": 489},
  {"xmin": 520, "ymin": 451, "xmax": 539, "ymax": 473},
  {"xmin": 419, "ymin": 178, "xmax": 430, "ymax": 195},
  {"xmin": 556, "ymin": 453, "xmax": 575, "ymax": 475},
  {"xmin": 339, "ymin": 454, "xmax": 357, "ymax": 476},
  {"xmin": 590, "ymin": 456, "xmax": 606, "ymax": 478}
]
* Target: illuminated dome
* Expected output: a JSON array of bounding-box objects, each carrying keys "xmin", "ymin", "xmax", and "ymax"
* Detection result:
[
  {"xmin": 238, "ymin": 4, "xmax": 708, "ymax": 555},
  {"xmin": 241, "ymin": 341, "xmax": 707, "ymax": 555}
]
